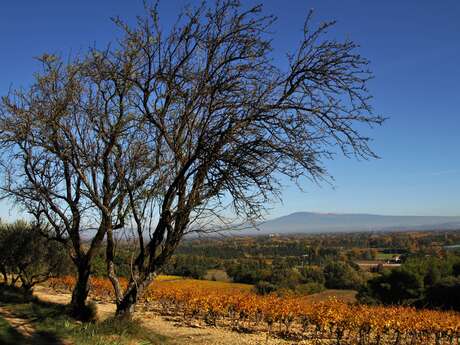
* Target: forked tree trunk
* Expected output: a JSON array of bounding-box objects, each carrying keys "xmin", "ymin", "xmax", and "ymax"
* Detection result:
[
  {"xmin": 115, "ymin": 273, "xmax": 157, "ymax": 319},
  {"xmin": 115, "ymin": 285, "xmax": 139, "ymax": 319},
  {"xmin": 70, "ymin": 260, "xmax": 91, "ymax": 319},
  {"xmin": 114, "ymin": 215, "xmax": 183, "ymax": 319}
]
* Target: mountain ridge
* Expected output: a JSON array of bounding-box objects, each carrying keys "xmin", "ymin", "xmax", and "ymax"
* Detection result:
[{"xmin": 254, "ymin": 211, "xmax": 460, "ymax": 234}]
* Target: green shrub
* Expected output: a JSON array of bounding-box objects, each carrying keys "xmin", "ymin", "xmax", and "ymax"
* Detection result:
[
  {"xmin": 357, "ymin": 269, "xmax": 423, "ymax": 305},
  {"xmin": 300, "ymin": 265, "xmax": 326, "ymax": 285},
  {"xmin": 323, "ymin": 261, "xmax": 365, "ymax": 290},
  {"xmin": 254, "ymin": 280, "xmax": 277, "ymax": 295},
  {"xmin": 425, "ymin": 276, "xmax": 460, "ymax": 311}
]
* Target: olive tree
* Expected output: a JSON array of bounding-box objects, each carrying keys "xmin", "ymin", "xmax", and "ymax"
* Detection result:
[{"xmin": 0, "ymin": 220, "xmax": 67, "ymax": 292}]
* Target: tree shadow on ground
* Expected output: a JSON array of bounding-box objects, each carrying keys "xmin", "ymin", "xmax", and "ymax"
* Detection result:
[
  {"xmin": 0, "ymin": 283, "xmax": 69, "ymax": 344},
  {"xmin": 0, "ymin": 315, "xmax": 29, "ymax": 345}
]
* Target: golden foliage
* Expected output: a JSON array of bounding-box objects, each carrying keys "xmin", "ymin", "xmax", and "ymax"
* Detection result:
[{"xmin": 49, "ymin": 276, "xmax": 460, "ymax": 344}]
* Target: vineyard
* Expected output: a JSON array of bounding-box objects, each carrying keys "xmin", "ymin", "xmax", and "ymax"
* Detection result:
[{"xmin": 47, "ymin": 276, "xmax": 460, "ymax": 345}]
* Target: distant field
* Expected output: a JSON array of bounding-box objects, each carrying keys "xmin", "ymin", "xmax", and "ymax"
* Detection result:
[
  {"xmin": 375, "ymin": 253, "xmax": 399, "ymax": 260},
  {"xmin": 49, "ymin": 275, "xmax": 253, "ymax": 296},
  {"xmin": 305, "ymin": 289, "xmax": 357, "ymax": 303},
  {"xmin": 157, "ymin": 276, "xmax": 356, "ymax": 302},
  {"xmin": 154, "ymin": 275, "xmax": 183, "ymax": 281},
  {"xmin": 155, "ymin": 277, "xmax": 355, "ymax": 302},
  {"xmin": 152, "ymin": 275, "xmax": 253, "ymax": 293},
  {"xmin": 204, "ymin": 269, "xmax": 230, "ymax": 282}
]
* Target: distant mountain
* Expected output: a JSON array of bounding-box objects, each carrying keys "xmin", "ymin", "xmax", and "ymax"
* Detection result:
[{"xmin": 253, "ymin": 212, "xmax": 460, "ymax": 234}]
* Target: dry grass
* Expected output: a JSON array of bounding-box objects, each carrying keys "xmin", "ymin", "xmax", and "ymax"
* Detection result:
[
  {"xmin": 204, "ymin": 269, "xmax": 230, "ymax": 282},
  {"xmin": 304, "ymin": 289, "xmax": 357, "ymax": 303}
]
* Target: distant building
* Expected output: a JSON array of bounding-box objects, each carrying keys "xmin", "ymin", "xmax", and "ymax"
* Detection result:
[
  {"xmin": 444, "ymin": 244, "xmax": 460, "ymax": 252},
  {"xmin": 386, "ymin": 255, "xmax": 401, "ymax": 264}
]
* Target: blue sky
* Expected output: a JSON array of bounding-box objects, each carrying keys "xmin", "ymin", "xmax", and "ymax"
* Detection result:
[{"xmin": 0, "ymin": 0, "xmax": 459, "ymax": 220}]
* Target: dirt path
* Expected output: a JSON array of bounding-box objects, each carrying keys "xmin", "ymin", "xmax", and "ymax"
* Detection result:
[
  {"xmin": 0, "ymin": 304, "xmax": 70, "ymax": 345},
  {"xmin": 33, "ymin": 286, "xmax": 297, "ymax": 345}
]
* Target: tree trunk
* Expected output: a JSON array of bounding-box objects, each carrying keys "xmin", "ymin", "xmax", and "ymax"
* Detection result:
[
  {"xmin": 105, "ymin": 220, "xmax": 123, "ymax": 304},
  {"xmin": 70, "ymin": 260, "xmax": 91, "ymax": 319},
  {"xmin": 0, "ymin": 267, "xmax": 7, "ymax": 285},
  {"xmin": 115, "ymin": 284, "xmax": 139, "ymax": 319},
  {"xmin": 115, "ymin": 273, "xmax": 156, "ymax": 319}
]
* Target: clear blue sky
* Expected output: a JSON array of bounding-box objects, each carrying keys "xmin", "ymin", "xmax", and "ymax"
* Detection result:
[{"xmin": 1, "ymin": 0, "xmax": 459, "ymax": 220}]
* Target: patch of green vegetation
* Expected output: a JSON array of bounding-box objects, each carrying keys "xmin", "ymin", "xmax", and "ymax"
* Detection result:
[
  {"xmin": 358, "ymin": 253, "xmax": 460, "ymax": 310},
  {"xmin": 0, "ymin": 315, "xmax": 28, "ymax": 345},
  {"xmin": 375, "ymin": 253, "xmax": 397, "ymax": 260},
  {"xmin": 73, "ymin": 317, "xmax": 169, "ymax": 345}
]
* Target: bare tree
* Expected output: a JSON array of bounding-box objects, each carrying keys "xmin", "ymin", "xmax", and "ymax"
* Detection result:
[
  {"xmin": 0, "ymin": 56, "xmax": 115, "ymax": 318},
  {"xmin": 0, "ymin": 0, "xmax": 384, "ymax": 319},
  {"xmin": 95, "ymin": 1, "xmax": 385, "ymax": 317},
  {"xmin": 0, "ymin": 49, "xmax": 156, "ymax": 318},
  {"xmin": 52, "ymin": 48, "xmax": 164, "ymax": 308}
]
